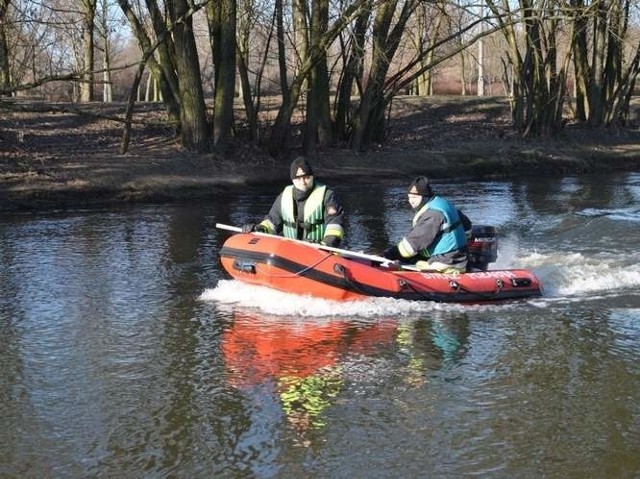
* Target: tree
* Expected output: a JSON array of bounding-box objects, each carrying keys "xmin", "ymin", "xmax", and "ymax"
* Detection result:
[
  {"xmin": 303, "ymin": 0, "xmax": 333, "ymax": 152},
  {"xmin": 486, "ymin": 0, "xmax": 568, "ymax": 136},
  {"xmin": 333, "ymin": 4, "xmax": 371, "ymax": 141},
  {"xmin": 236, "ymin": 0, "xmax": 272, "ymax": 141},
  {"xmin": 410, "ymin": 2, "xmax": 447, "ymax": 96},
  {"xmin": 117, "ymin": 0, "xmax": 208, "ymax": 150},
  {"xmin": 207, "ymin": 0, "xmax": 237, "ymax": 153},
  {"xmin": 0, "ymin": 0, "xmax": 10, "ymax": 94},
  {"xmin": 166, "ymin": 0, "xmax": 208, "ymax": 151},
  {"xmin": 571, "ymin": 0, "xmax": 640, "ymax": 127},
  {"xmin": 79, "ymin": 0, "xmax": 97, "ymax": 102},
  {"xmin": 349, "ymin": 0, "xmax": 420, "ymax": 151},
  {"xmin": 266, "ymin": 0, "xmax": 367, "ymax": 156},
  {"xmin": 96, "ymin": 0, "xmax": 121, "ymax": 102},
  {"xmin": 117, "ymin": 0, "xmax": 181, "ymax": 124}
]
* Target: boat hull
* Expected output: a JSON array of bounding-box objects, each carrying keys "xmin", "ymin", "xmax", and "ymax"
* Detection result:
[{"xmin": 219, "ymin": 234, "xmax": 543, "ymax": 303}]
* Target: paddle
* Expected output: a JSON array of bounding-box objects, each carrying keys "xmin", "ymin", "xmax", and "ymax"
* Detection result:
[{"xmin": 215, "ymin": 223, "xmax": 419, "ymax": 271}]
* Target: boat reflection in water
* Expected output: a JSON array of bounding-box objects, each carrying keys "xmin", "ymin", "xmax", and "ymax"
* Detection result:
[
  {"xmin": 222, "ymin": 309, "xmax": 397, "ymax": 443},
  {"xmin": 221, "ymin": 308, "xmax": 470, "ymax": 445}
]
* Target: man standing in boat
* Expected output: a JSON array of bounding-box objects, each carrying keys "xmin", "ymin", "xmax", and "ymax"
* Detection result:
[
  {"xmin": 383, "ymin": 176, "xmax": 470, "ymax": 273},
  {"xmin": 242, "ymin": 157, "xmax": 345, "ymax": 247}
]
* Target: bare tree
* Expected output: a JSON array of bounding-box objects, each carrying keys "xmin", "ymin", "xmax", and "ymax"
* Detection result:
[
  {"xmin": 5, "ymin": 0, "xmax": 640, "ymax": 159},
  {"xmin": 486, "ymin": 0, "xmax": 568, "ymax": 136},
  {"xmin": 207, "ymin": 0, "xmax": 236, "ymax": 152},
  {"xmin": 117, "ymin": 0, "xmax": 180, "ymax": 123},
  {"xmin": 0, "ymin": 0, "xmax": 81, "ymax": 99},
  {"xmin": 117, "ymin": 0, "xmax": 210, "ymax": 150},
  {"xmin": 79, "ymin": 0, "xmax": 96, "ymax": 101},
  {"xmin": 303, "ymin": 0, "xmax": 332, "ymax": 152},
  {"xmin": 236, "ymin": 0, "xmax": 272, "ymax": 140},
  {"xmin": 266, "ymin": 0, "xmax": 367, "ymax": 156},
  {"xmin": 571, "ymin": 0, "xmax": 640, "ymax": 127},
  {"xmin": 411, "ymin": 2, "xmax": 447, "ymax": 96},
  {"xmin": 0, "ymin": 0, "xmax": 10, "ymax": 94},
  {"xmin": 166, "ymin": 0, "xmax": 208, "ymax": 151},
  {"xmin": 349, "ymin": 0, "xmax": 420, "ymax": 151},
  {"xmin": 95, "ymin": 0, "xmax": 118, "ymax": 102},
  {"xmin": 333, "ymin": 3, "xmax": 370, "ymax": 141},
  {"xmin": 275, "ymin": 0, "xmax": 289, "ymax": 108}
]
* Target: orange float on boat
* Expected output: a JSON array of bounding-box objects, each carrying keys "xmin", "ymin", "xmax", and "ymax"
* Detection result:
[{"xmin": 217, "ymin": 225, "xmax": 543, "ymax": 303}]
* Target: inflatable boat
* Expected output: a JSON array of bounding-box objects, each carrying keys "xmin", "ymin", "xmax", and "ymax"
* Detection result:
[{"xmin": 217, "ymin": 224, "xmax": 543, "ymax": 303}]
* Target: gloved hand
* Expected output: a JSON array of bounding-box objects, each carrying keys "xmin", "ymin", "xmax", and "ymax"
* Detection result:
[
  {"xmin": 321, "ymin": 235, "xmax": 340, "ymax": 248},
  {"xmin": 242, "ymin": 223, "xmax": 256, "ymax": 233},
  {"xmin": 254, "ymin": 224, "xmax": 268, "ymax": 233},
  {"xmin": 383, "ymin": 245, "xmax": 402, "ymax": 261},
  {"xmin": 383, "ymin": 260, "xmax": 402, "ymax": 270}
]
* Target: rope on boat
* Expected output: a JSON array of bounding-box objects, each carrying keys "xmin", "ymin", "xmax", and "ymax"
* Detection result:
[
  {"xmin": 400, "ymin": 276, "xmax": 507, "ymax": 301},
  {"xmin": 332, "ymin": 263, "xmax": 392, "ymax": 297},
  {"xmin": 259, "ymin": 254, "xmax": 334, "ymax": 278}
]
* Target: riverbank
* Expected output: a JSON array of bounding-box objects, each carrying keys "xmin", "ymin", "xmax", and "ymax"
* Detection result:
[{"xmin": 2, "ymin": 96, "xmax": 640, "ymax": 212}]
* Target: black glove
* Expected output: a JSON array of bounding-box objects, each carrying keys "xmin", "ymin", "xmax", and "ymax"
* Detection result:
[
  {"xmin": 254, "ymin": 224, "xmax": 268, "ymax": 233},
  {"xmin": 321, "ymin": 235, "xmax": 340, "ymax": 247},
  {"xmin": 241, "ymin": 223, "xmax": 255, "ymax": 233},
  {"xmin": 383, "ymin": 260, "xmax": 402, "ymax": 270},
  {"xmin": 383, "ymin": 245, "xmax": 402, "ymax": 261}
]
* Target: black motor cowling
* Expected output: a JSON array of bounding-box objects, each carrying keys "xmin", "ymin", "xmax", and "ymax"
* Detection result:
[{"xmin": 467, "ymin": 225, "xmax": 498, "ymax": 271}]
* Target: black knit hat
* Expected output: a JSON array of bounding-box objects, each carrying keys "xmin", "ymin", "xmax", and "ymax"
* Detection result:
[
  {"xmin": 290, "ymin": 157, "xmax": 314, "ymax": 179},
  {"xmin": 408, "ymin": 176, "xmax": 432, "ymax": 196}
]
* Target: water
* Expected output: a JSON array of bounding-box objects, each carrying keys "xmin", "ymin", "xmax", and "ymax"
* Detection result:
[{"xmin": 1, "ymin": 173, "xmax": 640, "ymax": 478}]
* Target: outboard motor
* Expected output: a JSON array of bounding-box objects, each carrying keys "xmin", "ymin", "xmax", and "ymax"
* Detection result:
[{"xmin": 467, "ymin": 225, "xmax": 498, "ymax": 271}]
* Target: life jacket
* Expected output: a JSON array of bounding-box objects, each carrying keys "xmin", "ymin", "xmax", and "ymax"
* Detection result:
[
  {"xmin": 413, "ymin": 196, "xmax": 467, "ymax": 258},
  {"xmin": 281, "ymin": 184, "xmax": 327, "ymax": 242}
]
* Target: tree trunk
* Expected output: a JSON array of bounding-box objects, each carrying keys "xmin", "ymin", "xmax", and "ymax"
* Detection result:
[
  {"xmin": 100, "ymin": 0, "xmax": 112, "ymax": 102},
  {"xmin": 80, "ymin": 0, "xmax": 96, "ymax": 102},
  {"xmin": 292, "ymin": 0, "xmax": 309, "ymax": 78},
  {"xmin": 460, "ymin": 51, "xmax": 467, "ymax": 95},
  {"xmin": 267, "ymin": 77, "xmax": 304, "ymax": 157},
  {"xmin": 237, "ymin": 53, "xmax": 258, "ymax": 140},
  {"xmin": 120, "ymin": 62, "xmax": 146, "ymax": 154},
  {"xmin": 117, "ymin": 0, "xmax": 181, "ymax": 126},
  {"xmin": 236, "ymin": 0, "xmax": 273, "ymax": 142},
  {"xmin": 0, "ymin": 0, "xmax": 10, "ymax": 95},
  {"xmin": 266, "ymin": 0, "xmax": 366, "ymax": 157},
  {"xmin": 570, "ymin": 0, "xmax": 637, "ymax": 128},
  {"xmin": 487, "ymin": 0, "xmax": 568, "ymax": 137},
  {"xmin": 334, "ymin": 8, "xmax": 370, "ymax": 141},
  {"xmin": 304, "ymin": 0, "xmax": 332, "ymax": 152},
  {"xmin": 168, "ymin": 0, "xmax": 208, "ymax": 152},
  {"xmin": 275, "ymin": 0, "xmax": 289, "ymax": 105},
  {"xmin": 144, "ymin": 0, "xmax": 181, "ymax": 124},
  {"xmin": 207, "ymin": 0, "xmax": 236, "ymax": 153},
  {"xmin": 587, "ymin": 0, "xmax": 607, "ymax": 126},
  {"xmin": 145, "ymin": 73, "xmax": 152, "ymax": 101},
  {"xmin": 350, "ymin": 0, "xmax": 418, "ymax": 150},
  {"xmin": 102, "ymin": 47, "xmax": 112, "ymax": 102},
  {"xmin": 572, "ymin": 0, "xmax": 589, "ymax": 121}
]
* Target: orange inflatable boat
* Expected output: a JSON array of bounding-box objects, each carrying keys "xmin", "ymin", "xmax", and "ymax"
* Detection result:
[{"xmin": 217, "ymin": 224, "xmax": 543, "ymax": 303}]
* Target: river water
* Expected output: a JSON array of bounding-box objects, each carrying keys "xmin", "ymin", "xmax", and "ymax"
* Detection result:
[{"xmin": 1, "ymin": 172, "xmax": 639, "ymax": 478}]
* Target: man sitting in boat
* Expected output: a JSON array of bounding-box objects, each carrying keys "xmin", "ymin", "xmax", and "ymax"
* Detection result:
[
  {"xmin": 382, "ymin": 176, "xmax": 470, "ymax": 274},
  {"xmin": 242, "ymin": 157, "xmax": 345, "ymax": 247}
]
